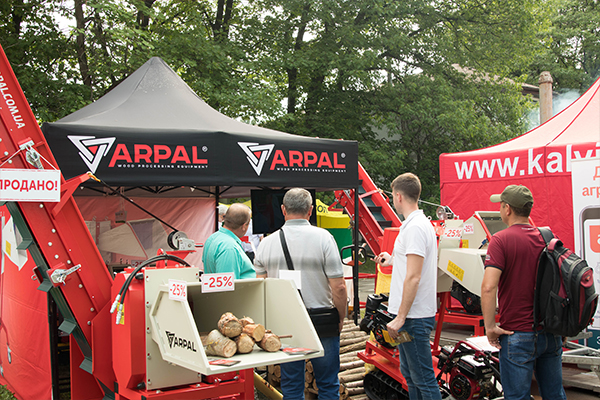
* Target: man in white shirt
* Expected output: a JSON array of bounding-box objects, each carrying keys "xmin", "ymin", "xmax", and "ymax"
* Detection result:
[{"xmin": 374, "ymin": 173, "xmax": 441, "ymax": 400}]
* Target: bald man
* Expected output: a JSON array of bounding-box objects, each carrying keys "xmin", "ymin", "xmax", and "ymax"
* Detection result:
[{"xmin": 202, "ymin": 203, "xmax": 256, "ymax": 279}]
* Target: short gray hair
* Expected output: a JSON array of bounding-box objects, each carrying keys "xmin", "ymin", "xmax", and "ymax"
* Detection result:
[{"xmin": 283, "ymin": 188, "xmax": 312, "ymax": 215}]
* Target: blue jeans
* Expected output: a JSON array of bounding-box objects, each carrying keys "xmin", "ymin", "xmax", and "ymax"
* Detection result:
[
  {"xmin": 280, "ymin": 335, "xmax": 340, "ymax": 399},
  {"xmin": 397, "ymin": 317, "xmax": 442, "ymax": 400},
  {"xmin": 499, "ymin": 331, "xmax": 566, "ymax": 400}
]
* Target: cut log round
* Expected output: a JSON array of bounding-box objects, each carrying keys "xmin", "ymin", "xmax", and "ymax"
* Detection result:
[
  {"xmin": 205, "ymin": 329, "xmax": 237, "ymax": 358},
  {"xmin": 259, "ymin": 333, "xmax": 281, "ymax": 352},
  {"xmin": 218, "ymin": 312, "xmax": 243, "ymax": 338},
  {"xmin": 239, "ymin": 316, "xmax": 255, "ymax": 327},
  {"xmin": 243, "ymin": 323, "xmax": 266, "ymax": 342},
  {"xmin": 235, "ymin": 333, "xmax": 255, "ymax": 354}
]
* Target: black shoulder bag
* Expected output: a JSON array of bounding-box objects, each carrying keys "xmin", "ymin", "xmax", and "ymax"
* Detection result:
[{"xmin": 279, "ymin": 229, "xmax": 340, "ymax": 337}]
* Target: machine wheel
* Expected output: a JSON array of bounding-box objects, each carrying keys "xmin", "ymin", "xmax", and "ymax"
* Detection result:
[{"xmin": 363, "ymin": 369, "xmax": 409, "ymax": 400}]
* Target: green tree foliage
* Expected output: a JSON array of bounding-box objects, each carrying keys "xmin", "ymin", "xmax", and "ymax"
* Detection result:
[{"xmin": 0, "ymin": 0, "xmax": 595, "ymax": 202}]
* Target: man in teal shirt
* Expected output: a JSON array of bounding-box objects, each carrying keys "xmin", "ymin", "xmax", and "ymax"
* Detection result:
[{"xmin": 202, "ymin": 203, "xmax": 256, "ymax": 279}]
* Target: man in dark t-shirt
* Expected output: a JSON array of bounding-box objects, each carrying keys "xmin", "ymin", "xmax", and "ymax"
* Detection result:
[{"xmin": 481, "ymin": 185, "xmax": 566, "ymax": 400}]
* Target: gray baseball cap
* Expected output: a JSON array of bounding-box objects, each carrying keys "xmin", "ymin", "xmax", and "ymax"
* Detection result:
[{"xmin": 490, "ymin": 185, "xmax": 533, "ymax": 208}]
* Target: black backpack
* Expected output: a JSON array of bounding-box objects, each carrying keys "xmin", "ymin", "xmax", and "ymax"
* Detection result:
[{"xmin": 533, "ymin": 227, "xmax": 598, "ymax": 337}]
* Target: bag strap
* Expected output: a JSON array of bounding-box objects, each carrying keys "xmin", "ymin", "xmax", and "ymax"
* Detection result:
[
  {"xmin": 537, "ymin": 227, "xmax": 554, "ymax": 245},
  {"xmin": 279, "ymin": 229, "xmax": 295, "ymax": 271}
]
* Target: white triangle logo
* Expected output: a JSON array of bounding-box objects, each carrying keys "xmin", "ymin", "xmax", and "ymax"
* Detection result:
[
  {"xmin": 238, "ymin": 142, "xmax": 275, "ymax": 176},
  {"xmin": 68, "ymin": 136, "xmax": 116, "ymax": 173}
]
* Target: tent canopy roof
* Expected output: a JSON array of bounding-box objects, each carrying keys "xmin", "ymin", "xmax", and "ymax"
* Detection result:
[{"xmin": 43, "ymin": 57, "xmax": 358, "ymax": 191}]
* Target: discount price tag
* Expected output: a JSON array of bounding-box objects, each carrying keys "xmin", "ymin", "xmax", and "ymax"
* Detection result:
[
  {"xmin": 443, "ymin": 228, "xmax": 463, "ymax": 239},
  {"xmin": 463, "ymin": 223, "xmax": 474, "ymax": 235},
  {"xmin": 169, "ymin": 279, "xmax": 187, "ymax": 301},
  {"xmin": 202, "ymin": 272, "xmax": 235, "ymax": 293}
]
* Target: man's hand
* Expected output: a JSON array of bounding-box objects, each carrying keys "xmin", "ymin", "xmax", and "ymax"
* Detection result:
[
  {"xmin": 386, "ymin": 316, "xmax": 405, "ymax": 341},
  {"xmin": 486, "ymin": 325, "xmax": 514, "ymax": 349},
  {"xmin": 374, "ymin": 252, "xmax": 392, "ymax": 267}
]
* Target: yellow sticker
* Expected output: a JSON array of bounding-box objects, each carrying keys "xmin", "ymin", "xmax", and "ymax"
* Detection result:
[
  {"xmin": 5, "ymin": 241, "xmax": 10, "ymax": 256},
  {"xmin": 447, "ymin": 260, "xmax": 464, "ymax": 281}
]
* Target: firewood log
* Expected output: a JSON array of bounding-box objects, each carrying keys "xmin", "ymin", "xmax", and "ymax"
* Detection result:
[
  {"xmin": 243, "ymin": 323, "xmax": 266, "ymax": 342},
  {"xmin": 340, "ymin": 336, "xmax": 368, "ymax": 347},
  {"xmin": 239, "ymin": 316, "xmax": 255, "ymax": 327},
  {"xmin": 205, "ymin": 329, "xmax": 237, "ymax": 358},
  {"xmin": 339, "ymin": 366, "xmax": 365, "ymax": 376},
  {"xmin": 347, "ymin": 387, "xmax": 365, "ymax": 396},
  {"xmin": 218, "ymin": 312, "xmax": 243, "ymax": 338},
  {"xmin": 339, "ymin": 360, "xmax": 365, "ymax": 371},
  {"xmin": 339, "ymin": 373, "xmax": 365, "ymax": 384},
  {"xmin": 340, "ymin": 331, "xmax": 368, "ymax": 340},
  {"xmin": 340, "ymin": 342, "xmax": 366, "ymax": 354},
  {"xmin": 344, "ymin": 380, "xmax": 363, "ymax": 388},
  {"xmin": 305, "ymin": 370, "xmax": 313, "ymax": 383},
  {"xmin": 339, "ymin": 350, "xmax": 360, "ymax": 362},
  {"xmin": 258, "ymin": 333, "xmax": 281, "ymax": 352},
  {"xmin": 235, "ymin": 333, "xmax": 255, "ymax": 354},
  {"xmin": 306, "ymin": 361, "xmax": 313, "ymax": 373}
]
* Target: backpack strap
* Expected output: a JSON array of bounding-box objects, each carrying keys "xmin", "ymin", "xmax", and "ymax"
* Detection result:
[{"xmin": 537, "ymin": 227, "xmax": 554, "ymax": 246}]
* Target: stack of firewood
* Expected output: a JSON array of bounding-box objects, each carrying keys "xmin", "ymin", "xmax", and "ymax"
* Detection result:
[{"xmin": 202, "ymin": 312, "xmax": 281, "ymax": 357}]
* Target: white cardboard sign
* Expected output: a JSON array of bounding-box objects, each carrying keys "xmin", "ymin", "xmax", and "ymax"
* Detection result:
[{"xmin": 0, "ymin": 169, "xmax": 60, "ymax": 202}]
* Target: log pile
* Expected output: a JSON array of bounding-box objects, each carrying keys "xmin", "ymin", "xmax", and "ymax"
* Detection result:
[{"xmin": 204, "ymin": 312, "xmax": 283, "ymax": 357}]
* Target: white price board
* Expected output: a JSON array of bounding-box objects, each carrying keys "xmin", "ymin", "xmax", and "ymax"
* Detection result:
[
  {"xmin": 202, "ymin": 272, "xmax": 235, "ymax": 293},
  {"xmin": 168, "ymin": 279, "xmax": 187, "ymax": 301},
  {"xmin": 0, "ymin": 169, "xmax": 60, "ymax": 202}
]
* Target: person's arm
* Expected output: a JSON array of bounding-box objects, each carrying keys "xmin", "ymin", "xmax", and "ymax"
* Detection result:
[
  {"xmin": 481, "ymin": 266, "xmax": 513, "ymax": 348},
  {"xmin": 328, "ymin": 277, "xmax": 348, "ymax": 333},
  {"xmin": 386, "ymin": 254, "xmax": 423, "ymax": 339}
]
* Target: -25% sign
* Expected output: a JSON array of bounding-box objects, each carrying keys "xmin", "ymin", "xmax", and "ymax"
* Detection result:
[
  {"xmin": 168, "ymin": 279, "xmax": 188, "ymax": 301},
  {"xmin": 202, "ymin": 272, "xmax": 235, "ymax": 293}
]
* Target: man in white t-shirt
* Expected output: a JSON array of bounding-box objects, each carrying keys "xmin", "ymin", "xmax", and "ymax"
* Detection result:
[{"xmin": 374, "ymin": 173, "xmax": 441, "ymax": 399}]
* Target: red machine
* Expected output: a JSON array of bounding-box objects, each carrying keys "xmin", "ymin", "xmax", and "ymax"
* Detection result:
[{"xmin": 0, "ymin": 44, "xmax": 323, "ymax": 400}]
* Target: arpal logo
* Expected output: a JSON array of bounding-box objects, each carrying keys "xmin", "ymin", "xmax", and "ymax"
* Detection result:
[
  {"xmin": 68, "ymin": 135, "xmax": 116, "ymax": 173},
  {"xmin": 238, "ymin": 142, "xmax": 275, "ymax": 176}
]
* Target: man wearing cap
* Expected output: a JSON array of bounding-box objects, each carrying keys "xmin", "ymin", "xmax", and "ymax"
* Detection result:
[{"xmin": 481, "ymin": 185, "xmax": 566, "ymax": 399}]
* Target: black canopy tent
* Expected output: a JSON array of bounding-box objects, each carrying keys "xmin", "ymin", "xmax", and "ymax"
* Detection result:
[
  {"xmin": 41, "ymin": 57, "xmax": 362, "ymax": 321},
  {"xmin": 41, "ymin": 57, "xmax": 358, "ymax": 195}
]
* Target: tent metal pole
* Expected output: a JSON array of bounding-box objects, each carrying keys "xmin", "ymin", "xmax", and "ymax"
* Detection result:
[
  {"xmin": 215, "ymin": 186, "xmax": 220, "ymax": 232},
  {"xmin": 353, "ymin": 186, "xmax": 360, "ymax": 324}
]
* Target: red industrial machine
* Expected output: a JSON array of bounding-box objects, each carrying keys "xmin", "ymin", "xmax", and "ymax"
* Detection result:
[{"xmin": 0, "ymin": 44, "xmax": 322, "ymax": 400}]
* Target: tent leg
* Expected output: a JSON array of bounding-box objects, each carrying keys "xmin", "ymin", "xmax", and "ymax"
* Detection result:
[
  {"xmin": 215, "ymin": 186, "xmax": 220, "ymax": 231},
  {"xmin": 353, "ymin": 186, "xmax": 360, "ymax": 324}
]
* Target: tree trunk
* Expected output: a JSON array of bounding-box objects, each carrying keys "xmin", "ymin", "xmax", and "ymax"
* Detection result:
[{"xmin": 74, "ymin": 0, "xmax": 92, "ymax": 93}]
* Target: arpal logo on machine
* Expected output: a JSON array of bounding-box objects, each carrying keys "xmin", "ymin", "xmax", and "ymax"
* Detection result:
[
  {"xmin": 165, "ymin": 330, "xmax": 197, "ymax": 352},
  {"xmin": 68, "ymin": 135, "xmax": 116, "ymax": 173},
  {"xmin": 238, "ymin": 142, "xmax": 275, "ymax": 176}
]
